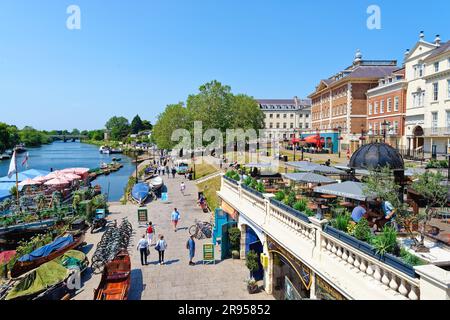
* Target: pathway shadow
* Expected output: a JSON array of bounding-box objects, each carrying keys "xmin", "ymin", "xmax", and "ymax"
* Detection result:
[
  {"xmin": 176, "ymin": 227, "xmax": 188, "ymax": 231},
  {"xmin": 128, "ymin": 269, "xmax": 145, "ymax": 300},
  {"xmin": 164, "ymin": 259, "xmax": 180, "ymax": 265},
  {"xmin": 80, "ymin": 267, "xmax": 94, "ymax": 284},
  {"xmin": 81, "ymin": 243, "xmax": 94, "ymax": 255}
]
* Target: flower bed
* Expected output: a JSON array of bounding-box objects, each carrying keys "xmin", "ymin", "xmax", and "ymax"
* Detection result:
[
  {"xmin": 324, "ymin": 225, "xmax": 417, "ymax": 278},
  {"xmin": 270, "ymin": 198, "xmax": 311, "ymax": 224},
  {"xmin": 223, "ymin": 174, "xmax": 239, "ymax": 185},
  {"xmin": 241, "ymin": 183, "xmax": 265, "ymax": 199}
]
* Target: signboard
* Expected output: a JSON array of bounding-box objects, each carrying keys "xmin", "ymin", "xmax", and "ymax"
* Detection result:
[
  {"xmin": 137, "ymin": 208, "xmax": 148, "ymax": 224},
  {"xmin": 161, "ymin": 192, "xmax": 168, "ymax": 203},
  {"xmin": 203, "ymin": 244, "xmax": 215, "ymax": 264}
]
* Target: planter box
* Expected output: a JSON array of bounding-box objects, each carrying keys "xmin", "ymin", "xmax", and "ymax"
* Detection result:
[
  {"xmin": 223, "ymin": 175, "xmax": 239, "ymax": 185},
  {"xmin": 270, "ymin": 199, "xmax": 311, "ymax": 224},
  {"xmin": 242, "ymin": 184, "xmax": 265, "ymax": 200},
  {"xmin": 324, "ymin": 225, "xmax": 417, "ymax": 278}
]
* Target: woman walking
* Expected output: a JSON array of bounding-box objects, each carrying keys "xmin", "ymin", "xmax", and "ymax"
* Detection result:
[
  {"xmin": 146, "ymin": 222, "xmax": 155, "ymax": 246},
  {"xmin": 137, "ymin": 235, "xmax": 149, "ymax": 266},
  {"xmin": 156, "ymin": 235, "xmax": 168, "ymax": 265}
]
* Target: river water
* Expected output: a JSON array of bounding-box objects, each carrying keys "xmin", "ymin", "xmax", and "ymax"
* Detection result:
[{"xmin": 0, "ymin": 141, "xmax": 135, "ymax": 201}]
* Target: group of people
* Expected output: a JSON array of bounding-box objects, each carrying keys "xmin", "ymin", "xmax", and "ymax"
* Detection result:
[
  {"xmin": 351, "ymin": 197, "xmax": 397, "ymax": 231},
  {"xmin": 136, "ymin": 207, "xmax": 197, "ymax": 267}
]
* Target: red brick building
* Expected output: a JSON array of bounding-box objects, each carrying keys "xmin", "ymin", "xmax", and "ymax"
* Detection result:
[
  {"xmin": 308, "ymin": 50, "xmax": 398, "ymax": 154},
  {"xmin": 366, "ymin": 68, "xmax": 407, "ymax": 148}
]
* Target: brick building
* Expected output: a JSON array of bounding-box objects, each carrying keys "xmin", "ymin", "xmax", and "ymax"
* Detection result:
[
  {"xmin": 366, "ymin": 68, "xmax": 407, "ymax": 148},
  {"xmin": 308, "ymin": 50, "xmax": 398, "ymax": 154}
]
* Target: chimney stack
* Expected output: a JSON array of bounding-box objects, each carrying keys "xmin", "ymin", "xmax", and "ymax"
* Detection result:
[
  {"xmin": 294, "ymin": 96, "xmax": 299, "ymax": 107},
  {"xmin": 419, "ymin": 31, "xmax": 425, "ymax": 41},
  {"xmin": 434, "ymin": 34, "xmax": 441, "ymax": 46}
]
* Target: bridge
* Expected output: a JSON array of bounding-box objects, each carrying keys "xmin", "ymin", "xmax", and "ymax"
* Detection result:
[{"xmin": 49, "ymin": 135, "xmax": 88, "ymax": 142}]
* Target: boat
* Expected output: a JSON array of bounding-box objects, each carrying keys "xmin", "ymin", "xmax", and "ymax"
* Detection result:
[
  {"xmin": 150, "ymin": 176, "xmax": 164, "ymax": 191},
  {"xmin": 131, "ymin": 183, "xmax": 150, "ymax": 205},
  {"xmin": 10, "ymin": 232, "xmax": 85, "ymax": 278},
  {"xmin": 93, "ymin": 250, "xmax": 131, "ymax": 300},
  {"xmin": 112, "ymin": 157, "xmax": 122, "ymax": 162},
  {"xmin": 14, "ymin": 144, "xmax": 27, "ymax": 154},
  {"xmin": 109, "ymin": 148, "xmax": 123, "ymax": 154},
  {"xmin": 2, "ymin": 250, "xmax": 88, "ymax": 300},
  {"xmin": 0, "ymin": 154, "xmax": 11, "ymax": 160},
  {"xmin": 99, "ymin": 146, "xmax": 110, "ymax": 154}
]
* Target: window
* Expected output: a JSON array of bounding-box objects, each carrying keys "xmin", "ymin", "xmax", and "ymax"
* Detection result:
[
  {"xmin": 299, "ymin": 123, "xmax": 303, "ymax": 129},
  {"xmin": 393, "ymin": 121, "xmax": 399, "ymax": 135},
  {"xmin": 432, "ymin": 112, "xmax": 438, "ymax": 134},
  {"xmin": 374, "ymin": 102, "xmax": 378, "ymax": 114},
  {"xmin": 283, "ymin": 114, "xmax": 287, "ymax": 118},
  {"xmin": 305, "ymin": 123, "xmax": 309, "ymax": 129},
  {"xmin": 283, "ymin": 123, "xmax": 287, "ymax": 129},
  {"xmin": 269, "ymin": 114, "xmax": 273, "ymax": 118},
  {"xmin": 290, "ymin": 114, "xmax": 294, "ymax": 118},
  {"xmin": 413, "ymin": 90, "xmax": 425, "ymax": 107},
  {"xmin": 276, "ymin": 114, "xmax": 280, "ymax": 119},
  {"xmin": 269, "ymin": 123, "xmax": 273, "ymax": 129},
  {"xmin": 394, "ymin": 97, "xmax": 399, "ymax": 111},
  {"xmin": 414, "ymin": 64, "xmax": 424, "ymax": 78},
  {"xmin": 305, "ymin": 114, "xmax": 309, "ymax": 118},
  {"xmin": 446, "ymin": 111, "xmax": 450, "ymax": 132},
  {"xmin": 433, "ymin": 82, "xmax": 439, "ymax": 101},
  {"xmin": 368, "ymin": 123, "xmax": 373, "ymax": 135},
  {"xmin": 290, "ymin": 123, "xmax": 294, "ymax": 129},
  {"xmin": 300, "ymin": 114, "xmax": 303, "ymax": 118},
  {"xmin": 434, "ymin": 62, "xmax": 439, "ymax": 73},
  {"xmin": 380, "ymin": 100, "xmax": 384, "ymax": 113},
  {"xmin": 379, "ymin": 123, "xmax": 383, "ymax": 135},
  {"xmin": 368, "ymin": 103, "xmax": 372, "ymax": 115},
  {"xmin": 387, "ymin": 98, "xmax": 392, "ymax": 112},
  {"xmin": 373, "ymin": 122, "xmax": 378, "ymax": 135}
]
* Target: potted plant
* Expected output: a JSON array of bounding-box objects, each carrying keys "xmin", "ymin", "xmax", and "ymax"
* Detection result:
[
  {"xmin": 245, "ymin": 250, "xmax": 260, "ymax": 294},
  {"xmin": 229, "ymin": 227, "xmax": 241, "ymax": 259}
]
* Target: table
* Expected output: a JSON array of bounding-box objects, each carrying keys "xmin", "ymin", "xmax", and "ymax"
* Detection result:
[{"xmin": 321, "ymin": 194, "xmax": 337, "ymax": 200}]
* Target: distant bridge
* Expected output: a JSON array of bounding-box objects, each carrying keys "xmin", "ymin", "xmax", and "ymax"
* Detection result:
[{"xmin": 49, "ymin": 135, "xmax": 88, "ymax": 142}]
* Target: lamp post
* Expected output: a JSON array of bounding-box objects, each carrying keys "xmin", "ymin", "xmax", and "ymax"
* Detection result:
[
  {"xmin": 359, "ymin": 124, "xmax": 366, "ymax": 146},
  {"xmin": 133, "ymin": 150, "xmax": 139, "ymax": 182},
  {"xmin": 337, "ymin": 126, "xmax": 342, "ymax": 158},
  {"xmin": 381, "ymin": 120, "xmax": 390, "ymax": 144},
  {"xmin": 293, "ymin": 129, "xmax": 298, "ymax": 161}
]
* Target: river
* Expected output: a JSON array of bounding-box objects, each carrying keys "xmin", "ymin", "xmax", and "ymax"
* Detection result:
[{"xmin": 0, "ymin": 141, "xmax": 135, "ymax": 201}]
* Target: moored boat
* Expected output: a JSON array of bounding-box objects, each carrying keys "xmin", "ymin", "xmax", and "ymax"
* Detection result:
[
  {"xmin": 131, "ymin": 183, "xmax": 150, "ymax": 205},
  {"xmin": 150, "ymin": 176, "xmax": 164, "ymax": 191},
  {"xmin": 14, "ymin": 144, "xmax": 27, "ymax": 154},
  {"xmin": 93, "ymin": 250, "xmax": 131, "ymax": 300},
  {"xmin": 10, "ymin": 232, "xmax": 85, "ymax": 278}
]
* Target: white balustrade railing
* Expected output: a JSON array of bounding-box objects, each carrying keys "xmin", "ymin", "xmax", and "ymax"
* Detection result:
[
  {"xmin": 321, "ymin": 233, "xmax": 420, "ymax": 300},
  {"xmin": 269, "ymin": 203, "xmax": 315, "ymax": 243},
  {"xmin": 241, "ymin": 187, "xmax": 266, "ymax": 211}
]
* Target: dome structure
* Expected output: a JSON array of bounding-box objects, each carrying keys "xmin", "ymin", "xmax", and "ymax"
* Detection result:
[{"xmin": 349, "ymin": 143, "xmax": 404, "ymax": 171}]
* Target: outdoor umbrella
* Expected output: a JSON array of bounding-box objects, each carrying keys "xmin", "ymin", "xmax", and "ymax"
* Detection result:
[
  {"xmin": 44, "ymin": 177, "xmax": 70, "ymax": 186},
  {"xmin": 19, "ymin": 178, "xmax": 42, "ymax": 187},
  {"xmin": 45, "ymin": 171, "xmax": 62, "ymax": 180},
  {"xmin": 33, "ymin": 176, "xmax": 50, "ymax": 183},
  {"xmin": 314, "ymin": 181, "xmax": 371, "ymax": 201},
  {"xmin": 60, "ymin": 173, "xmax": 81, "ymax": 181},
  {"xmin": 284, "ymin": 172, "xmax": 336, "ymax": 184},
  {"xmin": 311, "ymin": 165, "xmax": 346, "ymax": 175},
  {"xmin": 286, "ymin": 161, "xmax": 320, "ymax": 172}
]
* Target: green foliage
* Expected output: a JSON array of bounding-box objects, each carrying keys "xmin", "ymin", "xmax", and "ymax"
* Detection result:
[
  {"xmin": 152, "ymin": 103, "xmax": 189, "ymax": 150},
  {"xmin": 293, "ymin": 198, "xmax": 308, "ymax": 212},
  {"xmin": 243, "ymin": 176, "xmax": 253, "ymax": 186},
  {"xmin": 283, "ymin": 191, "xmax": 297, "ymax": 207},
  {"xmin": 130, "ymin": 115, "xmax": 144, "ymax": 134},
  {"xmin": 426, "ymin": 159, "xmax": 448, "ymax": 169},
  {"xmin": 0, "ymin": 122, "xmax": 20, "ymax": 152},
  {"xmin": 371, "ymin": 226, "xmax": 398, "ymax": 256},
  {"xmin": 19, "ymin": 126, "xmax": 51, "ymax": 147},
  {"xmin": 229, "ymin": 227, "xmax": 241, "ymax": 251},
  {"xmin": 255, "ymin": 182, "xmax": 265, "ymax": 193},
  {"xmin": 331, "ymin": 212, "xmax": 351, "ymax": 232},
  {"xmin": 225, "ymin": 170, "xmax": 240, "ymax": 181},
  {"xmin": 275, "ymin": 191, "xmax": 285, "ymax": 202},
  {"xmin": 352, "ymin": 218, "xmax": 372, "ymax": 242},
  {"xmin": 304, "ymin": 208, "xmax": 315, "ymax": 217},
  {"xmin": 246, "ymin": 250, "xmax": 260, "ymax": 275},
  {"xmin": 105, "ymin": 116, "xmax": 131, "ymax": 140},
  {"xmin": 400, "ymin": 248, "xmax": 426, "ymax": 266}
]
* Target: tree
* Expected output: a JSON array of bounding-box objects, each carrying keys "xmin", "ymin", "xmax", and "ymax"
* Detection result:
[
  {"xmin": 71, "ymin": 128, "xmax": 80, "ymax": 136},
  {"xmin": 130, "ymin": 115, "xmax": 144, "ymax": 134},
  {"xmin": 0, "ymin": 123, "xmax": 19, "ymax": 152},
  {"xmin": 230, "ymin": 94, "xmax": 265, "ymax": 130},
  {"xmin": 19, "ymin": 126, "xmax": 51, "ymax": 147},
  {"xmin": 142, "ymin": 120, "xmax": 153, "ymax": 131},
  {"xmin": 152, "ymin": 103, "xmax": 189, "ymax": 150},
  {"xmin": 105, "ymin": 116, "xmax": 130, "ymax": 140},
  {"xmin": 411, "ymin": 171, "xmax": 447, "ymax": 251}
]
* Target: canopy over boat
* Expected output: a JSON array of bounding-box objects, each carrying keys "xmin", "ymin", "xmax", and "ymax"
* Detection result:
[
  {"xmin": 131, "ymin": 183, "xmax": 150, "ymax": 204},
  {"xmin": 18, "ymin": 235, "xmax": 74, "ymax": 263},
  {"xmin": 5, "ymin": 260, "xmax": 69, "ymax": 300},
  {"xmin": 314, "ymin": 181, "xmax": 372, "ymax": 201}
]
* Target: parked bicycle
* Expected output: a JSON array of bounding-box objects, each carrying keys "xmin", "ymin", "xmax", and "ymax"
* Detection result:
[{"xmin": 189, "ymin": 219, "xmax": 213, "ymax": 240}]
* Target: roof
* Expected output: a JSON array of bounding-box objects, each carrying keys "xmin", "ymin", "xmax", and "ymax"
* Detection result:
[
  {"xmin": 314, "ymin": 181, "xmax": 371, "ymax": 201},
  {"xmin": 283, "ymin": 172, "xmax": 336, "ymax": 184},
  {"xmin": 257, "ymin": 98, "xmax": 312, "ymax": 111},
  {"xmin": 425, "ymin": 41, "xmax": 450, "ymax": 61}
]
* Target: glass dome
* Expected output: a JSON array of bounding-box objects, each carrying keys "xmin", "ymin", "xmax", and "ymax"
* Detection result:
[{"xmin": 349, "ymin": 143, "xmax": 404, "ymax": 170}]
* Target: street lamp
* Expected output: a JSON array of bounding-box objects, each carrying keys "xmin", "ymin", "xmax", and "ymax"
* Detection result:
[
  {"xmin": 337, "ymin": 126, "xmax": 343, "ymax": 158},
  {"xmin": 359, "ymin": 124, "xmax": 366, "ymax": 146},
  {"xmin": 381, "ymin": 120, "xmax": 390, "ymax": 143},
  {"xmin": 293, "ymin": 129, "xmax": 298, "ymax": 161}
]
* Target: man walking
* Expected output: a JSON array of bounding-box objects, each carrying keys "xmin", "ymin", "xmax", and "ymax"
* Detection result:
[
  {"xmin": 172, "ymin": 167, "xmax": 177, "ymax": 179},
  {"xmin": 171, "ymin": 208, "xmax": 181, "ymax": 232},
  {"xmin": 137, "ymin": 235, "xmax": 149, "ymax": 266},
  {"xmin": 187, "ymin": 235, "xmax": 196, "ymax": 266}
]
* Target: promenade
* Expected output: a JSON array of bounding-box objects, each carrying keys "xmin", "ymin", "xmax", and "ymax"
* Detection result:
[{"xmin": 74, "ymin": 172, "xmax": 273, "ymax": 300}]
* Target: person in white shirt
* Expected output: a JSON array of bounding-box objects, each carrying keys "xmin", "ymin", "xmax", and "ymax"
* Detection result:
[{"xmin": 137, "ymin": 235, "xmax": 149, "ymax": 266}]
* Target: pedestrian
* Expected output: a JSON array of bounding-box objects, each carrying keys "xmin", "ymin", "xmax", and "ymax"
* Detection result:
[
  {"xmin": 155, "ymin": 235, "xmax": 168, "ymax": 265},
  {"xmin": 146, "ymin": 222, "xmax": 155, "ymax": 246},
  {"xmin": 187, "ymin": 235, "xmax": 196, "ymax": 266},
  {"xmin": 180, "ymin": 181, "xmax": 186, "ymax": 195},
  {"xmin": 137, "ymin": 235, "xmax": 149, "ymax": 266},
  {"xmin": 171, "ymin": 208, "xmax": 181, "ymax": 232},
  {"xmin": 166, "ymin": 166, "xmax": 170, "ymax": 178},
  {"xmin": 172, "ymin": 167, "xmax": 176, "ymax": 179},
  {"xmin": 161, "ymin": 166, "xmax": 165, "ymax": 176}
]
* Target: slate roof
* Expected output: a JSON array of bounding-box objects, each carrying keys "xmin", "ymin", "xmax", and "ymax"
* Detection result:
[{"xmin": 425, "ymin": 41, "xmax": 450, "ymax": 60}]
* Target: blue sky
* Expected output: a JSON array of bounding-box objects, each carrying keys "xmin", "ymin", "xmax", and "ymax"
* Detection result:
[{"xmin": 0, "ymin": 0, "xmax": 449, "ymax": 130}]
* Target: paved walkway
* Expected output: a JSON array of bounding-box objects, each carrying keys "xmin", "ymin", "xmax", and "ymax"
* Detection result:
[{"xmin": 74, "ymin": 173, "xmax": 273, "ymax": 300}]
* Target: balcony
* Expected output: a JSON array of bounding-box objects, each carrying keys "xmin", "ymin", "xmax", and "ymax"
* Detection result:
[{"xmin": 218, "ymin": 175, "xmax": 449, "ymax": 300}]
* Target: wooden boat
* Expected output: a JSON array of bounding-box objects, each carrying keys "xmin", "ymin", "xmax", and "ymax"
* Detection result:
[
  {"xmin": 94, "ymin": 250, "xmax": 131, "ymax": 300},
  {"xmin": 150, "ymin": 176, "xmax": 164, "ymax": 191},
  {"xmin": 10, "ymin": 232, "xmax": 85, "ymax": 278},
  {"xmin": 131, "ymin": 183, "xmax": 150, "ymax": 205}
]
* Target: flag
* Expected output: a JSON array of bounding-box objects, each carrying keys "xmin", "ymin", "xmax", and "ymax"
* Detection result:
[
  {"xmin": 7, "ymin": 151, "xmax": 17, "ymax": 179},
  {"xmin": 22, "ymin": 152, "xmax": 29, "ymax": 168}
]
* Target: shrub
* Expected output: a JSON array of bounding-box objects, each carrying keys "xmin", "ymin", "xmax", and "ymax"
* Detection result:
[
  {"xmin": 371, "ymin": 226, "xmax": 398, "ymax": 256},
  {"xmin": 331, "ymin": 213, "xmax": 351, "ymax": 232},
  {"xmin": 229, "ymin": 227, "xmax": 241, "ymax": 251},
  {"xmin": 243, "ymin": 176, "xmax": 253, "ymax": 186},
  {"xmin": 255, "ymin": 182, "xmax": 265, "ymax": 193},
  {"xmin": 400, "ymin": 248, "xmax": 426, "ymax": 266},
  {"xmin": 246, "ymin": 250, "xmax": 260, "ymax": 277},
  {"xmin": 304, "ymin": 208, "xmax": 315, "ymax": 217},
  {"xmin": 293, "ymin": 198, "xmax": 308, "ymax": 212},
  {"xmin": 275, "ymin": 191, "xmax": 285, "ymax": 202},
  {"xmin": 353, "ymin": 219, "xmax": 372, "ymax": 242},
  {"xmin": 283, "ymin": 192, "xmax": 297, "ymax": 207}
]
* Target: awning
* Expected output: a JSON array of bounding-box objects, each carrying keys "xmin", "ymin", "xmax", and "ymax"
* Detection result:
[
  {"xmin": 314, "ymin": 181, "xmax": 371, "ymax": 201},
  {"xmin": 284, "ymin": 172, "xmax": 336, "ymax": 184},
  {"xmin": 286, "ymin": 161, "xmax": 345, "ymax": 175},
  {"xmin": 221, "ymin": 200, "xmax": 239, "ymax": 220}
]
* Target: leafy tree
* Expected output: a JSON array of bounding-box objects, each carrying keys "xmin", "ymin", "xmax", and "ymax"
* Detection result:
[
  {"xmin": 105, "ymin": 116, "xmax": 130, "ymax": 140},
  {"xmin": 19, "ymin": 126, "xmax": 51, "ymax": 147},
  {"xmin": 130, "ymin": 115, "xmax": 144, "ymax": 134},
  {"xmin": 152, "ymin": 103, "xmax": 190, "ymax": 149},
  {"xmin": 71, "ymin": 128, "xmax": 80, "ymax": 136},
  {"xmin": 0, "ymin": 123, "xmax": 20, "ymax": 152},
  {"xmin": 230, "ymin": 94, "xmax": 265, "ymax": 130},
  {"xmin": 142, "ymin": 120, "xmax": 153, "ymax": 131}
]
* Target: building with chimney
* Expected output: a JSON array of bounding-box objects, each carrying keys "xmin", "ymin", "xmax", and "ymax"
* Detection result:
[
  {"xmin": 404, "ymin": 32, "xmax": 450, "ymax": 156},
  {"xmin": 308, "ymin": 50, "xmax": 398, "ymax": 154},
  {"xmin": 366, "ymin": 68, "xmax": 407, "ymax": 148},
  {"xmin": 257, "ymin": 97, "xmax": 311, "ymax": 142}
]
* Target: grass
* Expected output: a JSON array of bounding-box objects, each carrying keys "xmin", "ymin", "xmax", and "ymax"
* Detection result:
[
  {"xmin": 192, "ymin": 163, "xmax": 219, "ymax": 180},
  {"xmin": 197, "ymin": 176, "xmax": 221, "ymax": 211}
]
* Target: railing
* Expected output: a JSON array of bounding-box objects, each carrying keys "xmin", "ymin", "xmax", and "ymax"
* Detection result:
[
  {"xmin": 321, "ymin": 233, "xmax": 420, "ymax": 300},
  {"xmin": 241, "ymin": 186, "xmax": 266, "ymax": 211}
]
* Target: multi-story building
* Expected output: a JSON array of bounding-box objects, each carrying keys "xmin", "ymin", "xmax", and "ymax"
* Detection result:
[
  {"xmin": 366, "ymin": 68, "xmax": 407, "ymax": 148},
  {"xmin": 309, "ymin": 50, "xmax": 398, "ymax": 154},
  {"xmin": 257, "ymin": 98, "xmax": 311, "ymax": 142},
  {"xmin": 404, "ymin": 32, "xmax": 450, "ymax": 156}
]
